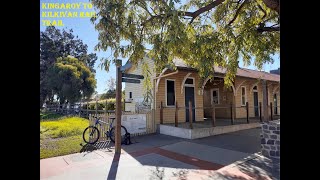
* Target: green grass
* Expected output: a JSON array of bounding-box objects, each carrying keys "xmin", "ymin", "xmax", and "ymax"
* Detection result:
[
  {"xmin": 40, "ymin": 117, "xmax": 88, "ymax": 138},
  {"xmin": 40, "ymin": 135, "xmax": 84, "ymax": 159},
  {"xmin": 40, "ymin": 116, "xmax": 89, "ymax": 159}
]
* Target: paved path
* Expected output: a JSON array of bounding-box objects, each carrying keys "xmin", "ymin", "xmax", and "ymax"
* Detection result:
[{"xmin": 41, "ymin": 128, "xmax": 279, "ymax": 180}]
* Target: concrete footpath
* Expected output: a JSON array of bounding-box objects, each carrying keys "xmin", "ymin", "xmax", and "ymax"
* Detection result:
[{"xmin": 40, "ymin": 128, "xmax": 280, "ymax": 180}]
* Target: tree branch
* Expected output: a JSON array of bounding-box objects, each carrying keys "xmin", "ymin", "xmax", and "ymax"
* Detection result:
[
  {"xmin": 141, "ymin": 0, "xmax": 226, "ymax": 26},
  {"xmin": 257, "ymin": 26, "xmax": 279, "ymax": 32},
  {"xmin": 228, "ymin": 0, "xmax": 248, "ymax": 26},
  {"xmin": 185, "ymin": 0, "xmax": 226, "ymax": 23},
  {"xmin": 141, "ymin": 14, "xmax": 168, "ymax": 27}
]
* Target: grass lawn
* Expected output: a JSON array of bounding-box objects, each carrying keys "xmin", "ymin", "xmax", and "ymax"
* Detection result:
[{"xmin": 40, "ymin": 116, "xmax": 89, "ymax": 159}]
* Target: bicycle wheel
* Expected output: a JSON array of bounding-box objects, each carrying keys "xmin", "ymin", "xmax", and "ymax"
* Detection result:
[
  {"xmin": 83, "ymin": 126, "xmax": 100, "ymax": 144},
  {"xmin": 109, "ymin": 126, "xmax": 128, "ymax": 144}
]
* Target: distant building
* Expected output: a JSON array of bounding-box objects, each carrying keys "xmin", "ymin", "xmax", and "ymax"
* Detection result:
[{"xmin": 270, "ymin": 68, "xmax": 280, "ymax": 75}]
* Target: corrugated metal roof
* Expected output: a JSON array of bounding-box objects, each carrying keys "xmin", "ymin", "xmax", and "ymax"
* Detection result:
[
  {"xmin": 123, "ymin": 57, "xmax": 280, "ymax": 82},
  {"xmin": 173, "ymin": 58, "xmax": 280, "ymax": 82}
]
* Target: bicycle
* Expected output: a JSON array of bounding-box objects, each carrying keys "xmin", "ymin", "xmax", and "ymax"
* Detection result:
[{"xmin": 82, "ymin": 116, "xmax": 128, "ymax": 145}]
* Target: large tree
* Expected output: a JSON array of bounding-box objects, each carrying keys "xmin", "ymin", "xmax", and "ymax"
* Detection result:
[
  {"xmin": 47, "ymin": 56, "xmax": 96, "ymax": 104},
  {"xmin": 91, "ymin": 0, "xmax": 279, "ymax": 86},
  {"xmin": 40, "ymin": 26, "xmax": 98, "ymax": 107},
  {"xmin": 101, "ymin": 77, "xmax": 116, "ymax": 99}
]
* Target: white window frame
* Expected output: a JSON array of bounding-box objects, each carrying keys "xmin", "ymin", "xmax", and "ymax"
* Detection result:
[
  {"xmin": 241, "ymin": 86, "xmax": 247, "ymax": 106},
  {"xmin": 165, "ymin": 79, "xmax": 176, "ymax": 107},
  {"xmin": 211, "ymin": 88, "xmax": 220, "ymax": 105},
  {"xmin": 184, "ymin": 77, "xmax": 195, "ymax": 87}
]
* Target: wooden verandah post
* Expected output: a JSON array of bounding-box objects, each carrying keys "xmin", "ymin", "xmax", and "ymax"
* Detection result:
[
  {"xmin": 189, "ymin": 100, "xmax": 193, "ymax": 129},
  {"xmin": 175, "ymin": 101, "xmax": 178, "ymax": 127},
  {"xmin": 211, "ymin": 104, "xmax": 216, "ymax": 127},
  {"xmin": 160, "ymin": 101, "xmax": 163, "ymax": 124},
  {"xmin": 262, "ymin": 80, "xmax": 269, "ymax": 122},
  {"xmin": 270, "ymin": 102, "xmax": 273, "ymax": 120},
  {"xmin": 246, "ymin": 102, "xmax": 249, "ymax": 124},
  {"xmin": 230, "ymin": 102, "xmax": 234, "ymax": 125},
  {"xmin": 259, "ymin": 102, "xmax": 262, "ymax": 122}
]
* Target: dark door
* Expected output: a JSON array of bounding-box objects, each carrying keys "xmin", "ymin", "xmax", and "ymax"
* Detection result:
[
  {"xmin": 253, "ymin": 91, "xmax": 259, "ymax": 117},
  {"xmin": 185, "ymin": 86, "xmax": 195, "ymax": 122},
  {"xmin": 274, "ymin": 94, "xmax": 278, "ymax": 114}
]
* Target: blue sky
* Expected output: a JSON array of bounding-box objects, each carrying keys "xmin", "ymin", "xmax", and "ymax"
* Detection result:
[{"xmin": 40, "ymin": 0, "xmax": 279, "ymax": 94}]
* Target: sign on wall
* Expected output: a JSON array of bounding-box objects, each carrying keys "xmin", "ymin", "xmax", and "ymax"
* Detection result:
[{"xmin": 121, "ymin": 114, "xmax": 146, "ymax": 134}]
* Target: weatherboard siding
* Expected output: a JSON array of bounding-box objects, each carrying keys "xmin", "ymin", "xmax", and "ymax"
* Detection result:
[{"xmin": 124, "ymin": 57, "xmax": 155, "ymax": 112}]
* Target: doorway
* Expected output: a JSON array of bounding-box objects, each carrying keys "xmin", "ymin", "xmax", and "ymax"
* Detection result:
[{"xmin": 185, "ymin": 86, "xmax": 195, "ymax": 122}]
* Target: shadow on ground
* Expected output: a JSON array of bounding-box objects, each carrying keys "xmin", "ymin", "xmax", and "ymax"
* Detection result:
[
  {"xmin": 80, "ymin": 141, "xmax": 113, "ymax": 153},
  {"xmin": 78, "ymin": 129, "xmax": 277, "ymax": 180},
  {"xmin": 237, "ymin": 154, "xmax": 280, "ymax": 180}
]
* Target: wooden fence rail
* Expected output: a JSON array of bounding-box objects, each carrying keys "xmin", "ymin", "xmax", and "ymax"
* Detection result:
[{"xmin": 158, "ymin": 101, "xmax": 280, "ymax": 128}]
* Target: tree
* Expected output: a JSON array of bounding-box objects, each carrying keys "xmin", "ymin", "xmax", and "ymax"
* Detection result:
[
  {"xmin": 107, "ymin": 76, "xmax": 116, "ymax": 91},
  {"xmin": 142, "ymin": 62, "xmax": 153, "ymax": 107},
  {"xmin": 91, "ymin": 0, "xmax": 279, "ymax": 87},
  {"xmin": 40, "ymin": 26, "xmax": 98, "ymax": 107},
  {"xmin": 100, "ymin": 76, "xmax": 116, "ymax": 99},
  {"xmin": 100, "ymin": 89, "xmax": 116, "ymax": 99},
  {"xmin": 47, "ymin": 56, "xmax": 96, "ymax": 104}
]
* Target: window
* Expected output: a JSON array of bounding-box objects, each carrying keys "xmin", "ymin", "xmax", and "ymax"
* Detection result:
[
  {"xmin": 241, "ymin": 86, "xmax": 246, "ymax": 106},
  {"xmin": 253, "ymin": 86, "xmax": 257, "ymax": 90},
  {"xmin": 185, "ymin": 78, "xmax": 194, "ymax": 85},
  {"xmin": 166, "ymin": 80, "xmax": 175, "ymax": 106},
  {"xmin": 211, "ymin": 88, "xmax": 219, "ymax": 105},
  {"xmin": 129, "ymin": 92, "xmax": 132, "ymax": 99}
]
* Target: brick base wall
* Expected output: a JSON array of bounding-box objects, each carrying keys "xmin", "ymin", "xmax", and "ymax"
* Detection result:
[{"xmin": 261, "ymin": 120, "xmax": 280, "ymax": 159}]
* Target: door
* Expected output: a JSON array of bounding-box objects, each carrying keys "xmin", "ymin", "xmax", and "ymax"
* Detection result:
[
  {"xmin": 273, "ymin": 94, "xmax": 278, "ymax": 115},
  {"xmin": 185, "ymin": 86, "xmax": 195, "ymax": 122},
  {"xmin": 253, "ymin": 91, "xmax": 259, "ymax": 117}
]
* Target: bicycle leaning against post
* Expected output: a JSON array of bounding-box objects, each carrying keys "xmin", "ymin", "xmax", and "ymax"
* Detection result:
[{"xmin": 82, "ymin": 115, "xmax": 128, "ymax": 145}]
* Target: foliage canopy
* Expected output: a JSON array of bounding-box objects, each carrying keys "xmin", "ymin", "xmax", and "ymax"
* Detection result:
[{"xmin": 91, "ymin": 0, "xmax": 279, "ymax": 86}]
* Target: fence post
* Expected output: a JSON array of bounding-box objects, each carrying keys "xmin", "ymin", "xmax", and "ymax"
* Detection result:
[
  {"xmin": 79, "ymin": 100, "xmax": 81, "ymax": 117},
  {"xmin": 212, "ymin": 103, "xmax": 216, "ymax": 127},
  {"xmin": 95, "ymin": 100, "xmax": 98, "ymax": 115},
  {"xmin": 105, "ymin": 100, "xmax": 108, "ymax": 114},
  {"xmin": 259, "ymin": 102, "xmax": 262, "ymax": 122},
  {"xmin": 123, "ymin": 99, "xmax": 125, "ymax": 112},
  {"xmin": 175, "ymin": 101, "xmax": 178, "ymax": 127},
  {"xmin": 86, "ymin": 101, "xmax": 89, "ymax": 117},
  {"xmin": 66, "ymin": 103, "xmax": 69, "ymax": 115},
  {"xmin": 189, "ymin": 100, "xmax": 193, "ymax": 129},
  {"xmin": 246, "ymin": 102, "xmax": 249, "ymax": 124},
  {"xmin": 160, "ymin": 101, "xmax": 163, "ymax": 124},
  {"xmin": 230, "ymin": 102, "xmax": 234, "ymax": 125},
  {"xmin": 270, "ymin": 102, "xmax": 273, "ymax": 121}
]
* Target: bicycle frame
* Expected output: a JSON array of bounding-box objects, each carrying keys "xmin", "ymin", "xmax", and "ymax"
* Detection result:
[
  {"xmin": 92, "ymin": 117, "xmax": 115, "ymax": 137},
  {"xmin": 84, "ymin": 116, "xmax": 127, "ymax": 144}
]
